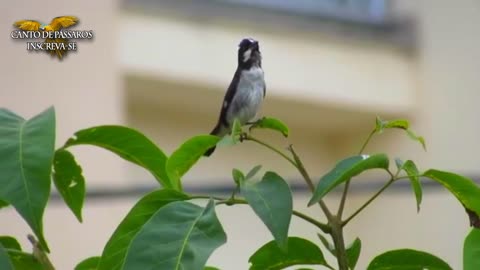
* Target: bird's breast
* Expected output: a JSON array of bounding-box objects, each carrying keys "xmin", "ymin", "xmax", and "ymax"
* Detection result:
[{"xmin": 227, "ymin": 67, "xmax": 265, "ymax": 124}]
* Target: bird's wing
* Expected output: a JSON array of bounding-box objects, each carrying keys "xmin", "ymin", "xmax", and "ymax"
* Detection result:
[
  {"xmin": 217, "ymin": 69, "xmax": 241, "ymax": 127},
  {"xmin": 49, "ymin": 16, "xmax": 78, "ymax": 31},
  {"xmin": 13, "ymin": 20, "xmax": 41, "ymax": 31}
]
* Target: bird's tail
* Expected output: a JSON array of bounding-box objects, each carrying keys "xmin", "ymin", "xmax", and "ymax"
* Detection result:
[
  {"xmin": 45, "ymin": 38, "xmax": 68, "ymax": 59},
  {"xmin": 204, "ymin": 122, "xmax": 229, "ymax": 157}
]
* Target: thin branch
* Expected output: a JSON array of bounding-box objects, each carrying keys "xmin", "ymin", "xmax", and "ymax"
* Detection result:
[
  {"xmin": 244, "ymin": 135, "xmax": 297, "ymax": 168},
  {"xmin": 27, "ymin": 235, "xmax": 55, "ymax": 270},
  {"xmin": 244, "ymin": 134, "xmax": 345, "ymax": 268},
  {"xmin": 358, "ymin": 129, "xmax": 376, "ymax": 155},
  {"xmin": 395, "ymin": 174, "xmax": 424, "ymax": 181},
  {"xmin": 338, "ymin": 129, "xmax": 376, "ymax": 219},
  {"xmin": 244, "ymin": 135, "xmax": 334, "ymax": 220},
  {"xmin": 337, "ymin": 181, "xmax": 350, "ymax": 219},
  {"xmin": 292, "ymin": 209, "xmax": 331, "ymax": 234},
  {"xmin": 288, "ymin": 145, "xmax": 315, "ymax": 192},
  {"xmin": 188, "ymin": 195, "xmax": 228, "ymax": 201},
  {"xmin": 331, "ymin": 222, "xmax": 348, "ymax": 270},
  {"xmin": 288, "ymin": 145, "xmax": 334, "ymax": 220},
  {"xmin": 342, "ymin": 178, "xmax": 395, "ymax": 226}
]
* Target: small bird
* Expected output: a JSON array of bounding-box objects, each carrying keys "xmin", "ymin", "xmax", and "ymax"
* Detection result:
[
  {"xmin": 204, "ymin": 38, "xmax": 266, "ymax": 156},
  {"xmin": 13, "ymin": 16, "xmax": 78, "ymax": 59}
]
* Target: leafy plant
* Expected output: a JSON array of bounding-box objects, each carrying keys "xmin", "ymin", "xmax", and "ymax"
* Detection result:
[{"xmin": 0, "ymin": 108, "xmax": 479, "ymax": 269}]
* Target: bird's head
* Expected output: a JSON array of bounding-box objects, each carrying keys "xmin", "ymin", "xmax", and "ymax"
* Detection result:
[
  {"xmin": 237, "ymin": 38, "xmax": 261, "ymax": 69},
  {"xmin": 40, "ymin": 24, "xmax": 53, "ymax": 31}
]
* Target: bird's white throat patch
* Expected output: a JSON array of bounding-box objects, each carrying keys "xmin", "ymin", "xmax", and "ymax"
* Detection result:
[
  {"xmin": 243, "ymin": 66, "xmax": 263, "ymax": 80},
  {"xmin": 243, "ymin": 49, "xmax": 252, "ymax": 62}
]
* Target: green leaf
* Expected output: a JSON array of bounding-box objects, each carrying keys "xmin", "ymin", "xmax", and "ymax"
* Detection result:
[
  {"xmin": 406, "ymin": 129, "xmax": 426, "ymax": 151},
  {"xmin": 98, "ymin": 189, "xmax": 189, "ymax": 270},
  {"xmin": 166, "ymin": 135, "xmax": 220, "ymax": 189},
  {"xmin": 217, "ymin": 119, "xmax": 243, "ymax": 148},
  {"xmin": 394, "ymin": 158, "xmax": 404, "ymax": 170},
  {"xmin": 0, "ymin": 236, "xmax": 21, "ymax": 251},
  {"xmin": 7, "ymin": 250, "xmax": 46, "ymax": 270},
  {"xmin": 346, "ymin": 238, "xmax": 361, "ymax": 270},
  {"xmin": 374, "ymin": 117, "xmax": 425, "ymax": 150},
  {"xmin": 375, "ymin": 117, "xmax": 409, "ymax": 133},
  {"xmin": 375, "ymin": 116, "xmax": 383, "ymax": 132},
  {"xmin": 64, "ymin": 125, "xmax": 172, "ymax": 189},
  {"xmin": 0, "ymin": 244, "xmax": 14, "ymax": 270},
  {"xmin": 249, "ymin": 237, "xmax": 329, "ymax": 270},
  {"xmin": 317, "ymin": 234, "xmax": 361, "ymax": 269},
  {"xmin": 231, "ymin": 118, "xmax": 243, "ymax": 139},
  {"xmin": 464, "ymin": 229, "xmax": 480, "ymax": 270},
  {"xmin": 232, "ymin": 168, "xmax": 245, "ymax": 185},
  {"xmin": 384, "ymin": 119, "xmax": 409, "ymax": 130},
  {"xmin": 216, "ymin": 135, "xmax": 237, "ymax": 147},
  {"xmin": 53, "ymin": 149, "xmax": 85, "ymax": 222},
  {"xmin": 397, "ymin": 160, "xmax": 422, "ymax": 212},
  {"xmin": 0, "ymin": 107, "xmax": 55, "ymax": 252},
  {"xmin": 423, "ymin": 170, "xmax": 480, "ymax": 226},
  {"xmin": 240, "ymin": 172, "xmax": 292, "ymax": 250},
  {"xmin": 367, "ymin": 249, "xmax": 452, "ymax": 270},
  {"xmin": 317, "ymin": 233, "xmax": 335, "ymax": 255},
  {"xmin": 246, "ymin": 165, "xmax": 262, "ymax": 180},
  {"xmin": 75, "ymin": 256, "xmax": 100, "ymax": 270},
  {"xmin": 205, "ymin": 267, "xmax": 221, "ymax": 270},
  {"xmin": 249, "ymin": 117, "xmax": 289, "ymax": 137},
  {"xmin": 309, "ymin": 154, "xmax": 389, "ymax": 206},
  {"xmin": 0, "ymin": 200, "xmax": 8, "ymax": 209},
  {"xmin": 403, "ymin": 160, "xmax": 422, "ymax": 212},
  {"xmin": 121, "ymin": 200, "xmax": 226, "ymax": 270}
]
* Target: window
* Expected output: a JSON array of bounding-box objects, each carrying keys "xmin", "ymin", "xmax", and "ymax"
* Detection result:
[{"xmin": 218, "ymin": 0, "xmax": 390, "ymax": 24}]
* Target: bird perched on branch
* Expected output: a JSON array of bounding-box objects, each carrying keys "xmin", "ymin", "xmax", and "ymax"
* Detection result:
[
  {"xmin": 13, "ymin": 16, "xmax": 78, "ymax": 59},
  {"xmin": 204, "ymin": 38, "xmax": 266, "ymax": 156}
]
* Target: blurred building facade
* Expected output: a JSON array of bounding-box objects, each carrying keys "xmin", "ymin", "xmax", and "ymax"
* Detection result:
[{"xmin": 1, "ymin": 0, "xmax": 480, "ymax": 269}]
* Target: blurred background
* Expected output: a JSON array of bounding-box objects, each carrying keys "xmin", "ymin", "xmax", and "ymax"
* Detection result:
[{"xmin": 1, "ymin": 0, "xmax": 480, "ymax": 269}]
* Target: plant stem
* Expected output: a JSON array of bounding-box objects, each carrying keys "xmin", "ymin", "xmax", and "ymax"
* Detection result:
[
  {"xmin": 245, "ymin": 135, "xmax": 347, "ymax": 268},
  {"xmin": 330, "ymin": 218, "xmax": 348, "ymax": 270},
  {"xmin": 245, "ymin": 135, "xmax": 334, "ymax": 220},
  {"xmin": 188, "ymin": 195, "xmax": 226, "ymax": 201},
  {"xmin": 358, "ymin": 129, "xmax": 376, "ymax": 155},
  {"xmin": 337, "ymin": 181, "xmax": 350, "ymax": 219},
  {"xmin": 288, "ymin": 145, "xmax": 334, "ymax": 220},
  {"xmin": 27, "ymin": 234, "xmax": 55, "ymax": 270},
  {"xmin": 332, "ymin": 129, "xmax": 377, "ymax": 270},
  {"xmin": 244, "ymin": 135, "xmax": 297, "ymax": 168},
  {"xmin": 395, "ymin": 174, "xmax": 424, "ymax": 181},
  {"xmin": 292, "ymin": 209, "xmax": 331, "ymax": 234},
  {"xmin": 337, "ymin": 129, "xmax": 376, "ymax": 219},
  {"xmin": 342, "ymin": 178, "xmax": 395, "ymax": 227}
]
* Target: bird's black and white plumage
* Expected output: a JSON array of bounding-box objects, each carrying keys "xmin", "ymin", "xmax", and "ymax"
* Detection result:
[{"xmin": 204, "ymin": 38, "xmax": 266, "ymax": 156}]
